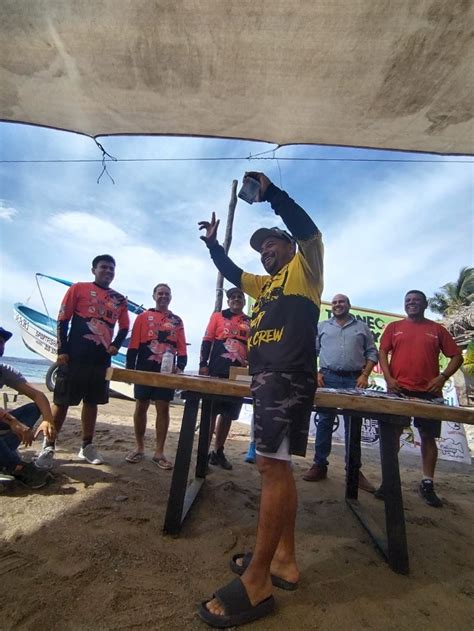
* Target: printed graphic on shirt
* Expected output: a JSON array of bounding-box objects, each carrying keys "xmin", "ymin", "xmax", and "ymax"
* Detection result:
[
  {"xmin": 127, "ymin": 309, "xmax": 187, "ymax": 372},
  {"xmin": 241, "ymin": 232, "xmax": 323, "ymax": 374},
  {"xmin": 201, "ymin": 309, "xmax": 250, "ymax": 377},
  {"xmin": 58, "ymin": 282, "xmax": 129, "ymax": 365}
]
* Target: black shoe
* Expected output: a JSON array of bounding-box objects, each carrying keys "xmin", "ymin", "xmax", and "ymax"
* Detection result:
[
  {"xmin": 374, "ymin": 485, "xmax": 385, "ymax": 501},
  {"xmin": 209, "ymin": 449, "xmax": 233, "ymax": 470},
  {"xmin": 419, "ymin": 480, "xmax": 442, "ymax": 507},
  {"xmin": 14, "ymin": 462, "xmax": 52, "ymax": 489}
]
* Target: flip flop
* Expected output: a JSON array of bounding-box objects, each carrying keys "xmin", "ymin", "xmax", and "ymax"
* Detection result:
[
  {"xmin": 197, "ymin": 577, "xmax": 275, "ymax": 628},
  {"xmin": 125, "ymin": 451, "xmax": 145, "ymax": 464},
  {"xmin": 152, "ymin": 455, "xmax": 174, "ymax": 470},
  {"xmin": 230, "ymin": 552, "xmax": 299, "ymax": 591}
]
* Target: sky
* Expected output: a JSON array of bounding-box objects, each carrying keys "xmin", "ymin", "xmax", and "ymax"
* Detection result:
[{"xmin": 0, "ymin": 122, "xmax": 472, "ymax": 369}]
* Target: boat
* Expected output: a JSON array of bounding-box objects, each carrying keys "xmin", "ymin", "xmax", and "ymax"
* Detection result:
[{"xmin": 13, "ymin": 274, "xmax": 146, "ymax": 399}]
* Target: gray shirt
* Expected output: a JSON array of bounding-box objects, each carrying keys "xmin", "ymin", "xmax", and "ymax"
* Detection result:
[
  {"xmin": 0, "ymin": 363, "xmax": 26, "ymax": 390},
  {"xmin": 317, "ymin": 316, "xmax": 378, "ymax": 372}
]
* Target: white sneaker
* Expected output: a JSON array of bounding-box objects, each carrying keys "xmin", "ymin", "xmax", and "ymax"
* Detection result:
[
  {"xmin": 35, "ymin": 446, "xmax": 55, "ymax": 470},
  {"xmin": 78, "ymin": 444, "xmax": 105, "ymax": 465}
]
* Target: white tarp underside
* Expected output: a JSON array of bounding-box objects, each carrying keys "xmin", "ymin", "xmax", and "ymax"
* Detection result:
[{"xmin": 1, "ymin": 0, "xmax": 473, "ymax": 154}]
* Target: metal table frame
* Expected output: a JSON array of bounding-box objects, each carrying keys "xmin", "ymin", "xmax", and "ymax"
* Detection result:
[
  {"xmin": 106, "ymin": 367, "xmax": 473, "ymax": 576},
  {"xmin": 164, "ymin": 394, "xmax": 409, "ymax": 574}
]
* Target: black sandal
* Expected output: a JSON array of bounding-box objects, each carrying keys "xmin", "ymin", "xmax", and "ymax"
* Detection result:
[
  {"xmin": 197, "ymin": 577, "xmax": 275, "ymax": 628},
  {"xmin": 230, "ymin": 552, "xmax": 299, "ymax": 591}
]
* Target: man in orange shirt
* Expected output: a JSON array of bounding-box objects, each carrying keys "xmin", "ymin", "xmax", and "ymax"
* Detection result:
[
  {"xmin": 126, "ymin": 283, "xmax": 187, "ymax": 469},
  {"xmin": 199, "ymin": 287, "xmax": 250, "ymax": 470},
  {"xmin": 36, "ymin": 255, "xmax": 129, "ymax": 468}
]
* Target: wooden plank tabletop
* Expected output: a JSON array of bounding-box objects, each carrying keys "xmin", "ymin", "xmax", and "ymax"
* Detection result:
[{"xmin": 107, "ymin": 368, "xmax": 474, "ymax": 425}]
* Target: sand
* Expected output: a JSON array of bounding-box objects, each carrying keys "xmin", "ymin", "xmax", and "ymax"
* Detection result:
[{"xmin": 0, "ymin": 386, "xmax": 473, "ymax": 630}]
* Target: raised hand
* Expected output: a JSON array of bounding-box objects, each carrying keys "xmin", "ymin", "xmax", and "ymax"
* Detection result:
[
  {"xmin": 244, "ymin": 172, "xmax": 272, "ymax": 202},
  {"xmin": 198, "ymin": 212, "xmax": 220, "ymax": 246}
]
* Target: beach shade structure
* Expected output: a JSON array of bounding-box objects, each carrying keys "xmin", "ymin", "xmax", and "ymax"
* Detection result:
[{"xmin": 1, "ymin": 0, "xmax": 473, "ymax": 155}]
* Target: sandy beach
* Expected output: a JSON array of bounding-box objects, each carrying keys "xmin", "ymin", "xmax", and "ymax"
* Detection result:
[{"xmin": 1, "ymin": 386, "xmax": 473, "ymax": 630}]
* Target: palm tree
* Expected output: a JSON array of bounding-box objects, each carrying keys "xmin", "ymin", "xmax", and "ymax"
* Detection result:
[{"xmin": 429, "ymin": 267, "xmax": 474, "ymax": 316}]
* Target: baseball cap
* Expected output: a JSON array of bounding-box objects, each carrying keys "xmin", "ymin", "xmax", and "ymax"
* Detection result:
[
  {"xmin": 0, "ymin": 327, "xmax": 13, "ymax": 341},
  {"xmin": 226, "ymin": 287, "xmax": 244, "ymax": 299},
  {"xmin": 249, "ymin": 227, "xmax": 295, "ymax": 252}
]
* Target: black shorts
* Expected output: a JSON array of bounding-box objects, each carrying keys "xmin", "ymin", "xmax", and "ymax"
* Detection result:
[
  {"xmin": 211, "ymin": 396, "xmax": 244, "ymax": 420},
  {"xmin": 53, "ymin": 363, "xmax": 109, "ymax": 406},
  {"xmin": 399, "ymin": 389, "xmax": 444, "ymax": 438},
  {"xmin": 134, "ymin": 384, "xmax": 175, "ymax": 403},
  {"xmin": 251, "ymin": 371, "xmax": 316, "ymax": 457}
]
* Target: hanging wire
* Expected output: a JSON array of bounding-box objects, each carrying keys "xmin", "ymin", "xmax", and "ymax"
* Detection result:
[
  {"xmin": 1, "ymin": 155, "xmax": 472, "ymax": 165},
  {"xmin": 95, "ymin": 139, "xmax": 117, "ymax": 184},
  {"xmin": 273, "ymin": 147, "xmax": 283, "ymax": 189}
]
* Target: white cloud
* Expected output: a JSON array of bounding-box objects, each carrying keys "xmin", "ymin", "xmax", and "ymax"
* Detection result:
[
  {"xmin": 321, "ymin": 166, "xmax": 473, "ymax": 310},
  {"xmin": 1, "ymin": 123, "xmax": 472, "ymax": 368},
  {"xmin": 0, "ymin": 200, "xmax": 18, "ymax": 221},
  {"xmin": 46, "ymin": 211, "xmax": 128, "ymax": 244}
]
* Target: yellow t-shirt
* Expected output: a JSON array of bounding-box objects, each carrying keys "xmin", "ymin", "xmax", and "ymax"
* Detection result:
[{"xmin": 241, "ymin": 231, "xmax": 324, "ymax": 374}]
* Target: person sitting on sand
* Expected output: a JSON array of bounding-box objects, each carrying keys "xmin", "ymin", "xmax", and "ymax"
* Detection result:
[
  {"xmin": 125, "ymin": 283, "xmax": 187, "ymax": 470},
  {"xmin": 0, "ymin": 326, "xmax": 56, "ymax": 489}
]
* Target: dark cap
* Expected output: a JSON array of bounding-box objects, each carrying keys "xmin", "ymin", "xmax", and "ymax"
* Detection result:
[
  {"xmin": 226, "ymin": 287, "xmax": 244, "ymax": 299},
  {"xmin": 0, "ymin": 327, "xmax": 13, "ymax": 342},
  {"xmin": 249, "ymin": 227, "xmax": 295, "ymax": 252}
]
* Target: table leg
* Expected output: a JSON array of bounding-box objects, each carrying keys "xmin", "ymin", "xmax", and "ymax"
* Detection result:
[
  {"xmin": 163, "ymin": 396, "xmax": 200, "ymax": 535},
  {"xmin": 195, "ymin": 398, "xmax": 213, "ymax": 478},
  {"xmin": 345, "ymin": 415, "xmax": 361, "ymax": 500},
  {"xmin": 378, "ymin": 420, "xmax": 409, "ymax": 575}
]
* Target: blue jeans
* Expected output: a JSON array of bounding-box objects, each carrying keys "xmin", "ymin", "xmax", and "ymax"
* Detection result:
[
  {"xmin": 0, "ymin": 403, "xmax": 40, "ymax": 473},
  {"xmin": 314, "ymin": 370, "xmax": 362, "ymax": 469}
]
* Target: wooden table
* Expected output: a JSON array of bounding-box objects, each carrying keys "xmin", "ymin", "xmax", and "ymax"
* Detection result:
[{"xmin": 107, "ymin": 368, "xmax": 474, "ymax": 575}]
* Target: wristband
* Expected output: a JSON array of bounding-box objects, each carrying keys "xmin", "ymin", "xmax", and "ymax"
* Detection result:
[{"xmin": 440, "ymin": 371, "xmax": 448, "ymax": 380}]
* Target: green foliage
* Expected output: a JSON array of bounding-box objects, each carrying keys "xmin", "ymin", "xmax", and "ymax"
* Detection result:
[{"xmin": 429, "ymin": 267, "xmax": 474, "ymax": 316}]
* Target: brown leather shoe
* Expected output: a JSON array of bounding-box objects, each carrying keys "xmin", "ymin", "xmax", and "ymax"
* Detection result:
[
  {"xmin": 358, "ymin": 471, "xmax": 376, "ymax": 494},
  {"xmin": 303, "ymin": 463, "xmax": 327, "ymax": 482}
]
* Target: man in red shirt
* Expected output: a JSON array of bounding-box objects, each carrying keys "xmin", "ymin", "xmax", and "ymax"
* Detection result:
[
  {"xmin": 36, "ymin": 255, "xmax": 129, "ymax": 468},
  {"xmin": 125, "ymin": 283, "xmax": 187, "ymax": 469},
  {"xmin": 379, "ymin": 290, "xmax": 463, "ymax": 507},
  {"xmin": 199, "ymin": 287, "xmax": 250, "ymax": 470}
]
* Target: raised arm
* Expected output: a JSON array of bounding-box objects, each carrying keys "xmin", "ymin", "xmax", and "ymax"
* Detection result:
[
  {"xmin": 240, "ymin": 171, "xmax": 319, "ymax": 241},
  {"xmin": 198, "ymin": 212, "xmax": 244, "ymax": 287}
]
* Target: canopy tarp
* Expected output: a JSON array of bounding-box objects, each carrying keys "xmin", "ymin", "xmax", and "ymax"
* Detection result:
[{"xmin": 1, "ymin": 0, "xmax": 473, "ymax": 154}]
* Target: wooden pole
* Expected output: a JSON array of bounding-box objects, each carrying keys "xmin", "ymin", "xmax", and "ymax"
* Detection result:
[{"xmin": 214, "ymin": 180, "xmax": 238, "ymax": 312}]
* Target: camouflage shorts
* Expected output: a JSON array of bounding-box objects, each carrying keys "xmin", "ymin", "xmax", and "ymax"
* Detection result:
[{"xmin": 251, "ymin": 371, "xmax": 316, "ymax": 457}]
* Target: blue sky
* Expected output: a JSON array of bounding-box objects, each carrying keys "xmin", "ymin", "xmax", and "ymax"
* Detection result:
[{"xmin": 0, "ymin": 122, "xmax": 472, "ymax": 368}]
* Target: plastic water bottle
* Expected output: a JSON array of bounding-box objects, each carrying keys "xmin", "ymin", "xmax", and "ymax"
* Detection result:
[{"xmin": 160, "ymin": 349, "xmax": 175, "ymax": 374}]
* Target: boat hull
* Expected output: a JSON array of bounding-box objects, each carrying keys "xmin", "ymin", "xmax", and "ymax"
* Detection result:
[{"xmin": 13, "ymin": 304, "xmax": 134, "ymax": 400}]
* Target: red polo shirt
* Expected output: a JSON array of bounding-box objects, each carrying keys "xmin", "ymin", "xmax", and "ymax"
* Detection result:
[{"xmin": 380, "ymin": 318, "xmax": 460, "ymax": 391}]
